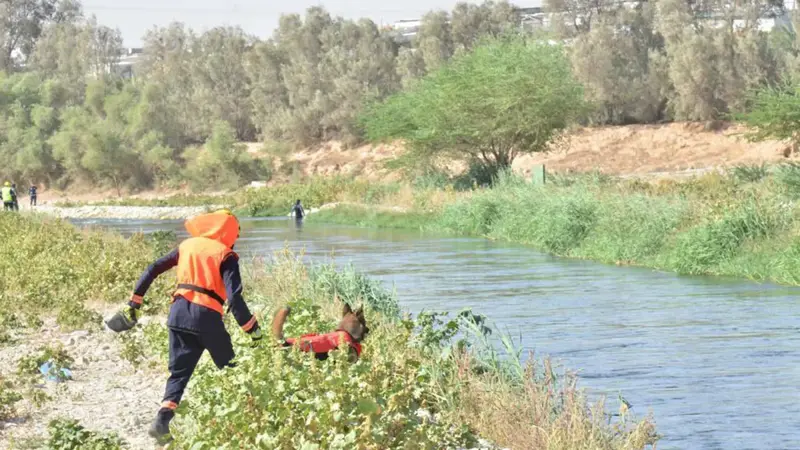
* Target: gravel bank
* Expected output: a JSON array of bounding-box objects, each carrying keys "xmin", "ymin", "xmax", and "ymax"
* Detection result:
[{"xmin": 34, "ymin": 205, "xmax": 222, "ymax": 220}]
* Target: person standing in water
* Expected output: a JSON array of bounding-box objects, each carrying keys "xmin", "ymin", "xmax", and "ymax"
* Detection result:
[{"xmin": 291, "ymin": 199, "xmax": 305, "ymax": 219}]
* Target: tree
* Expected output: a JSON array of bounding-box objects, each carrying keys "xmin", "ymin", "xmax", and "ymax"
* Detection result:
[
  {"xmin": 138, "ymin": 23, "xmax": 201, "ymax": 146},
  {"xmin": 0, "ymin": 0, "xmax": 82, "ymax": 71},
  {"xmin": 182, "ymin": 120, "xmax": 270, "ymax": 190},
  {"xmin": 363, "ymin": 36, "xmax": 585, "ymax": 178},
  {"xmin": 738, "ymin": 83, "xmax": 800, "ymax": 150},
  {"xmin": 191, "ymin": 26, "xmax": 255, "ymax": 141},
  {"xmin": 569, "ymin": 5, "xmax": 666, "ymax": 124}
]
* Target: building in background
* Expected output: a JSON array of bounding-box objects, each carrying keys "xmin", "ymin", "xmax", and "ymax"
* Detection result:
[{"xmin": 114, "ymin": 47, "xmax": 143, "ymax": 79}]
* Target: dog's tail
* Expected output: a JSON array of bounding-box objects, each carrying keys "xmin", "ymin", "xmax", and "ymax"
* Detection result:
[{"xmin": 272, "ymin": 307, "xmax": 291, "ymax": 342}]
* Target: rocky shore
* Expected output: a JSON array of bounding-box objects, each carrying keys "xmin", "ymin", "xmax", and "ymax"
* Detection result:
[{"xmin": 34, "ymin": 205, "xmax": 222, "ymax": 220}]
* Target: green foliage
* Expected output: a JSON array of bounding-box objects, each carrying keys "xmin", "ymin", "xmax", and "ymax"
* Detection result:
[
  {"xmin": 0, "ymin": 376, "xmax": 23, "ymax": 420},
  {"xmin": 775, "ymin": 162, "xmax": 800, "ymax": 198},
  {"xmin": 17, "ymin": 344, "xmax": 74, "ymax": 381},
  {"xmin": 672, "ymin": 198, "xmax": 788, "ymax": 274},
  {"xmin": 0, "ymin": 214, "xmax": 173, "ymax": 319},
  {"xmin": 364, "ymin": 35, "xmax": 585, "ymax": 175},
  {"xmin": 46, "ymin": 418, "xmax": 127, "ymax": 450},
  {"xmin": 56, "ymin": 301, "xmax": 102, "ymax": 331},
  {"xmin": 730, "ymin": 163, "xmax": 770, "ymax": 183},
  {"xmin": 309, "ymin": 264, "xmax": 401, "ymax": 319},
  {"xmin": 182, "ymin": 121, "xmax": 272, "ymax": 191},
  {"xmin": 740, "ymin": 82, "xmax": 800, "ymax": 146}
]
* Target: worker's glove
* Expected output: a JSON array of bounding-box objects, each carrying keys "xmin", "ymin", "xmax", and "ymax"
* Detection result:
[
  {"xmin": 250, "ymin": 328, "xmax": 263, "ymax": 347},
  {"xmin": 105, "ymin": 305, "xmax": 141, "ymax": 333}
]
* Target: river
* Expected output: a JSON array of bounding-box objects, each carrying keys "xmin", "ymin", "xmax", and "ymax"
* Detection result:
[{"xmin": 75, "ymin": 216, "xmax": 800, "ymax": 450}]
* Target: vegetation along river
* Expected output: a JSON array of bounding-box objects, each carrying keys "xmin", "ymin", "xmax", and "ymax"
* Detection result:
[{"xmin": 74, "ymin": 216, "xmax": 800, "ymax": 450}]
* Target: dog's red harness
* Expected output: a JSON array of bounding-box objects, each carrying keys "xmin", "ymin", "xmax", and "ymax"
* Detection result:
[{"xmin": 284, "ymin": 330, "xmax": 362, "ymax": 357}]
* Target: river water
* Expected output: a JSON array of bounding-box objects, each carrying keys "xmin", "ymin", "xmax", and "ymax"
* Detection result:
[{"xmin": 76, "ymin": 217, "xmax": 800, "ymax": 450}]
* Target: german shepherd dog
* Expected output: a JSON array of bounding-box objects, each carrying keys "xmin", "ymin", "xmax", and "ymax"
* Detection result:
[{"xmin": 272, "ymin": 303, "xmax": 370, "ymax": 362}]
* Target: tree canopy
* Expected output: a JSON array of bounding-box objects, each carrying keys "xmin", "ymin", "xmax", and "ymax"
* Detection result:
[{"xmin": 363, "ymin": 36, "xmax": 585, "ymax": 176}]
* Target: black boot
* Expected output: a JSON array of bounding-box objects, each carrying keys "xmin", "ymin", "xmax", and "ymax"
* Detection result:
[{"xmin": 148, "ymin": 408, "xmax": 175, "ymax": 442}]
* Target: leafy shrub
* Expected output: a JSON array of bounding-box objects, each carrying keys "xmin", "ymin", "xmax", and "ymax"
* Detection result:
[
  {"xmin": 56, "ymin": 301, "xmax": 102, "ymax": 331},
  {"xmin": 0, "ymin": 214, "xmax": 173, "ymax": 318},
  {"xmin": 0, "ymin": 377, "xmax": 22, "ymax": 420},
  {"xmin": 18, "ymin": 345, "xmax": 75, "ymax": 381},
  {"xmin": 46, "ymin": 419, "xmax": 127, "ymax": 450}
]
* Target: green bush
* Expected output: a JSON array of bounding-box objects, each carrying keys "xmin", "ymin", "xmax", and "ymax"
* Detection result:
[
  {"xmin": 17, "ymin": 344, "xmax": 75, "ymax": 382},
  {"xmin": 0, "ymin": 214, "xmax": 173, "ymax": 319},
  {"xmin": 46, "ymin": 419, "xmax": 127, "ymax": 450},
  {"xmin": 438, "ymin": 194, "xmax": 502, "ymax": 236},
  {"xmin": 0, "ymin": 377, "xmax": 22, "ymax": 421}
]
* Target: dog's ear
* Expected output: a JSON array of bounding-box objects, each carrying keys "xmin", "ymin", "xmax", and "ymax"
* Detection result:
[
  {"xmin": 342, "ymin": 302, "xmax": 353, "ymax": 316},
  {"xmin": 355, "ymin": 305, "xmax": 364, "ymax": 319}
]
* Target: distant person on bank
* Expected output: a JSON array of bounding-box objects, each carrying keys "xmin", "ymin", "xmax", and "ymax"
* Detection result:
[
  {"xmin": 10, "ymin": 183, "xmax": 18, "ymax": 211},
  {"xmin": 29, "ymin": 185, "xmax": 37, "ymax": 207},
  {"xmin": 2, "ymin": 182, "xmax": 15, "ymax": 211}
]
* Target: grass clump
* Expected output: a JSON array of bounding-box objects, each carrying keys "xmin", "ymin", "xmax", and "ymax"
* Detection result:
[
  {"xmin": 310, "ymin": 205, "xmax": 433, "ymax": 229},
  {"xmin": 17, "ymin": 344, "xmax": 75, "ymax": 382},
  {"xmin": 0, "ymin": 376, "xmax": 22, "ymax": 421},
  {"xmin": 776, "ymin": 162, "xmax": 800, "ymax": 198},
  {"xmin": 46, "ymin": 418, "xmax": 128, "ymax": 450},
  {"xmin": 670, "ymin": 198, "xmax": 789, "ymax": 275},
  {"xmin": 729, "ymin": 163, "xmax": 770, "ymax": 183}
]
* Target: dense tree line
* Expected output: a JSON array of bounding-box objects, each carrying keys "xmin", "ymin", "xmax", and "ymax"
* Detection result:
[{"xmin": 0, "ymin": 0, "xmax": 798, "ymax": 191}]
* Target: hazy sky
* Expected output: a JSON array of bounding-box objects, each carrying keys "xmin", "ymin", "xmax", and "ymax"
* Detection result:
[{"xmin": 83, "ymin": 0, "xmax": 539, "ymax": 47}]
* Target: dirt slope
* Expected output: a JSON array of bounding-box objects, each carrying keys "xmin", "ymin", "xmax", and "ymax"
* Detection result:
[
  {"xmin": 270, "ymin": 122, "xmax": 790, "ymax": 180},
  {"xmin": 514, "ymin": 122, "xmax": 789, "ymax": 176},
  {"xmin": 34, "ymin": 123, "xmax": 790, "ymax": 204}
]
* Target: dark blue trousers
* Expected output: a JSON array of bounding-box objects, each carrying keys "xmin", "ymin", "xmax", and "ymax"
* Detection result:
[{"xmin": 162, "ymin": 326, "xmax": 235, "ymax": 405}]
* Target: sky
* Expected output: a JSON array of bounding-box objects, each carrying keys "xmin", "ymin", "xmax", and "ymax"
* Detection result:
[{"xmin": 82, "ymin": 0, "xmax": 539, "ymax": 47}]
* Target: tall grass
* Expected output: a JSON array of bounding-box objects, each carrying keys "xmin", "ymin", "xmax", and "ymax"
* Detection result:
[
  {"xmin": 0, "ymin": 214, "xmax": 174, "ymax": 329},
  {"xmin": 300, "ymin": 169, "xmax": 800, "ymax": 287}
]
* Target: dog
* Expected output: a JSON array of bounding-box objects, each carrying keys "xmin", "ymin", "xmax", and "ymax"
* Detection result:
[{"xmin": 272, "ymin": 302, "xmax": 370, "ymax": 362}]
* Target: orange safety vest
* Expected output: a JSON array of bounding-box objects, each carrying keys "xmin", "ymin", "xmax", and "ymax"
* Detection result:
[{"xmin": 172, "ymin": 211, "xmax": 241, "ymax": 315}]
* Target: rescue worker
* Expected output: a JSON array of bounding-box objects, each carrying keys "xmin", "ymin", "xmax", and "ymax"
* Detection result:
[
  {"xmin": 291, "ymin": 199, "xmax": 305, "ymax": 219},
  {"xmin": 105, "ymin": 210, "xmax": 263, "ymax": 442},
  {"xmin": 29, "ymin": 185, "xmax": 37, "ymax": 207},
  {"xmin": 2, "ymin": 182, "xmax": 14, "ymax": 211},
  {"xmin": 11, "ymin": 183, "xmax": 18, "ymax": 211}
]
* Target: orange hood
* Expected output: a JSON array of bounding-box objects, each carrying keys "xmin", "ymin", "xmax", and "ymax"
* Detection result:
[{"xmin": 184, "ymin": 211, "xmax": 240, "ymax": 248}]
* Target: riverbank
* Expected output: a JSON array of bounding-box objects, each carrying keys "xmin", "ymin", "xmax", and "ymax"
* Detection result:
[
  {"xmin": 34, "ymin": 204, "xmax": 223, "ymax": 220},
  {"xmin": 30, "ymin": 161, "xmax": 800, "ymax": 287},
  {"xmin": 308, "ymin": 167, "xmax": 800, "ymax": 287},
  {"xmin": 0, "ymin": 214, "xmax": 657, "ymax": 449}
]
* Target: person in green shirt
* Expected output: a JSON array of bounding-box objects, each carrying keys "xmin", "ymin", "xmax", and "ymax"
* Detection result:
[{"xmin": 2, "ymin": 182, "xmax": 15, "ymax": 211}]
